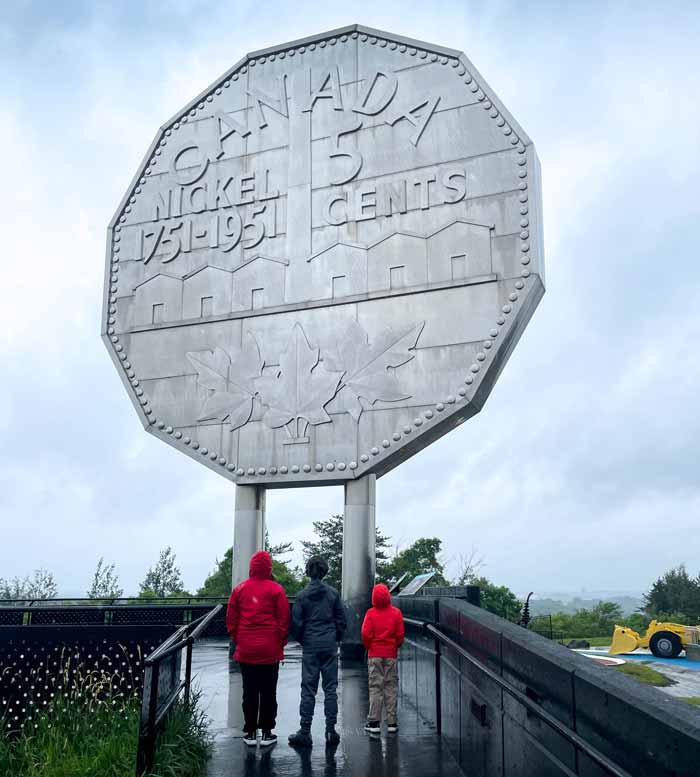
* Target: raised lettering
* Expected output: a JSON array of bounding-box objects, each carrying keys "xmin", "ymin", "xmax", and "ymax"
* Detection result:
[
  {"xmin": 330, "ymin": 117, "xmax": 364, "ymax": 186},
  {"xmin": 353, "ymin": 71, "xmax": 398, "ymax": 115},
  {"xmin": 242, "ymin": 204, "xmax": 266, "ymax": 249},
  {"xmin": 386, "ymin": 96, "xmax": 441, "ymax": 146},
  {"xmin": 325, "ymin": 194, "xmax": 347, "ymax": 226},
  {"xmin": 303, "ymin": 67, "xmax": 343, "ymax": 112},
  {"xmin": 236, "ymin": 173, "xmax": 256, "ymax": 205},
  {"xmin": 258, "ymin": 168, "xmax": 280, "ymax": 201},
  {"xmin": 170, "ymin": 143, "xmax": 209, "ymax": 185},
  {"xmin": 355, "ymin": 186, "xmax": 377, "ymax": 222},
  {"xmin": 442, "ymin": 169, "xmax": 466, "ymax": 203},
  {"xmin": 379, "ymin": 180, "xmax": 407, "ymax": 217},
  {"xmin": 189, "ymin": 185, "xmax": 208, "ymax": 214},
  {"xmin": 153, "ymin": 190, "xmax": 172, "ymax": 221},
  {"xmin": 413, "ymin": 173, "xmax": 436, "ymax": 210},
  {"xmin": 215, "ymin": 111, "xmax": 251, "ymax": 159},
  {"xmin": 247, "ymin": 76, "xmax": 289, "ymax": 128},
  {"xmin": 208, "ymin": 177, "xmax": 234, "ymax": 211},
  {"xmin": 221, "ymin": 210, "xmax": 243, "ymax": 252}
]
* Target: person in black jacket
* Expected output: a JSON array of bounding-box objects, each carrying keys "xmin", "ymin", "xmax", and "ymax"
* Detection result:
[{"xmin": 288, "ymin": 555, "xmax": 347, "ymax": 748}]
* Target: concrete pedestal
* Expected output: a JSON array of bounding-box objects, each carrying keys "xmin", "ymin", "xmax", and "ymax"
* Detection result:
[
  {"xmin": 341, "ymin": 474, "xmax": 376, "ymax": 659},
  {"xmin": 232, "ymin": 485, "xmax": 266, "ymax": 588}
]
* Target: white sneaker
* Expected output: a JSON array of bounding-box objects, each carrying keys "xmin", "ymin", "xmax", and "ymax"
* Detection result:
[
  {"xmin": 243, "ymin": 730, "xmax": 258, "ymax": 746},
  {"xmin": 387, "ymin": 724, "xmax": 398, "ymax": 733}
]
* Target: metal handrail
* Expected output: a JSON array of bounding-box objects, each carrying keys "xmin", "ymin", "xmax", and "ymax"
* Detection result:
[
  {"xmin": 136, "ymin": 604, "xmax": 223, "ymax": 776},
  {"xmin": 404, "ymin": 617, "xmax": 633, "ymax": 777}
]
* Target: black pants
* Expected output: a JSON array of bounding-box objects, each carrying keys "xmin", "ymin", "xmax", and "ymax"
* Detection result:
[
  {"xmin": 299, "ymin": 651, "xmax": 338, "ymax": 730},
  {"xmin": 240, "ymin": 662, "xmax": 279, "ymax": 732}
]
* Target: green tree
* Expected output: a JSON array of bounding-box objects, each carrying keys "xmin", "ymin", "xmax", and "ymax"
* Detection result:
[
  {"xmin": 198, "ymin": 537, "xmax": 304, "ymax": 598},
  {"xmin": 139, "ymin": 547, "xmax": 189, "ymax": 599},
  {"xmin": 0, "ymin": 569, "xmax": 58, "ymax": 600},
  {"xmin": 471, "ymin": 577, "xmax": 522, "ymax": 621},
  {"xmin": 266, "ymin": 532, "xmax": 304, "ymax": 596},
  {"xmin": 643, "ymin": 565, "xmax": 700, "ymax": 622},
  {"xmin": 301, "ymin": 514, "xmax": 392, "ymax": 591},
  {"xmin": 198, "ymin": 547, "xmax": 234, "ymax": 598},
  {"xmin": 382, "ymin": 537, "xmax": 448, "ymax": 587},
  {"xmin": 86, "ymin": 558, "xmax": 123, "ymax": 599}
]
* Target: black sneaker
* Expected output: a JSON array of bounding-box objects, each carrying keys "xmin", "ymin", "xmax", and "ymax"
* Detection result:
[
  {"xmin": 288, "ymin": 729, "xmax": 313, "ymax": 748},
  {"xmin": 364, "ymin": 721, "xmax": 381, "ymax": 734},
  {"xmin": 387, "ymin": 723, "xmax": 398, "ymax": 733},
  {"xmin": 325, "ymin": 727, "xmax": 340, "ymax": 746},
  {"xmin": 260, "ymin": 730, "xmax": 277, "ymax": 747},
  {"xmin": 243, "ymin": 729, "xmax": 258, "ymax": 746}
]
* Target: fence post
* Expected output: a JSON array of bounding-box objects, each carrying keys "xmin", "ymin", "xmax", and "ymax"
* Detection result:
[
  {"xmin": 184, "ymin": 637, "xmax": 194, "ymax": 707},
  {"xmin": 137, "ymin": 661, "xmax": 160, "ymax": 776},
  {"xmin": 433, "ymin": 598, "xmax": 442, "ymax": 736}
]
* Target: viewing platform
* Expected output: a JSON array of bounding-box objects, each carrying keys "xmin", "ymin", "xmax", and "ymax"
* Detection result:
[{"xmin": 194, "ymin": 640, "xmax": 459, "ymax": 777}]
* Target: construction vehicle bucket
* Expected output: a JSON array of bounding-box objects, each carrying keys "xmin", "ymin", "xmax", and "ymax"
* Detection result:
[{"xmin": 609, "ymin": 625, "xmax": 640, "ymax": 655}]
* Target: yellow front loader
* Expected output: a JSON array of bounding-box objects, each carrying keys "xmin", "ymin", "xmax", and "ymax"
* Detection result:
[{"xmin": 609, "ymin": 620, "xmax": 700, "ymax": 658}]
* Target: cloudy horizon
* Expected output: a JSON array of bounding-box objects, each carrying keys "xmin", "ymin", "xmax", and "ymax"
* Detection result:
[{"xmin": 1, "ymin": 1, "xmax": 699, "ymax": 600}]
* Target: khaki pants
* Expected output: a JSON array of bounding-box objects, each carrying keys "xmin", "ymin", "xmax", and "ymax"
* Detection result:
[{"xmin": 368, "ymin": 657, "xmax": 398, "ymax": 724}]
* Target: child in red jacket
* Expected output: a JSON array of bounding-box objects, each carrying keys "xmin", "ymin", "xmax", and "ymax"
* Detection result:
[{"xmin": 361, "ymin": 583, "xmax": 405, "ymax": 734}]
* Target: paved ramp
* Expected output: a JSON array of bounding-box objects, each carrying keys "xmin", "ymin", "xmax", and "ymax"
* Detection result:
[{"xmin": 191, "ymin": 639, "xmax": 461, "ymax": 777}]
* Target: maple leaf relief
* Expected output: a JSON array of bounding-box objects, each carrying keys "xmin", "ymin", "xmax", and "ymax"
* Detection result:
[
  {"xmin": 186, "ymin": 332, "xmax": 263, "ymax": 431},
  {"xmin": 255, "ymin": 323, "xmax": 343, "ymax": 437},
  {"xmin": 324, "ymin": 320, "xmax": 425, "ymax": 422}
]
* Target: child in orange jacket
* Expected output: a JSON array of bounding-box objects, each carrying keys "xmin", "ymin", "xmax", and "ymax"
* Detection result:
[{"xmin": 361, "ymin": 583, "xmax": 405, "ymax": 734}]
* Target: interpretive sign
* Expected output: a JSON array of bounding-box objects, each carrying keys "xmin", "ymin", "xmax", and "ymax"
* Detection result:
[{"xmin": 102, "ymin": 24, "xmax": 544, "ymax": 487}]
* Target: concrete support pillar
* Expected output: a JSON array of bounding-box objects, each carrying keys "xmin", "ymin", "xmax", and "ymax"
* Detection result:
[
  {"xmin": 232, "ymin": 485, "xmax": 266, "ymax": 589},
  {"xmin": 342, "ymin": 474, "xmax": 376, "ymax": 658}
]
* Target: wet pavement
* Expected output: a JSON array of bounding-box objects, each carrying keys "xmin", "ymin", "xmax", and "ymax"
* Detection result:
[
  {"xmin": 581, "ymin": 648, "xmax": 700, "ymax": 699},
  {"xmin": 191, "ymin": 639, "xmax": 461, "ymax": 777}
]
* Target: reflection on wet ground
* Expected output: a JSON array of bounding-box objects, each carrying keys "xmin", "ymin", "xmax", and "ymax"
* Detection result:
[{"xmin": 192, "ymin": 639, "xmax": 460, "ymax": 777}]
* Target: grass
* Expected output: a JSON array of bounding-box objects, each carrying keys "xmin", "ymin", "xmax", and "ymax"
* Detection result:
[
  {"xmin": 0, "ymin": 655, "xmax": 212, "ymax": 777},
  {"xmin": 613, "ymin": 662, "xmax": 675, "ymax": 687},
  {"xmin": 680, "ymin": 697, "xmax": 700, "ymax": 707},
  {"xmin": 575, "ymin": 637, "xmax": 611, "ymax": 647}
]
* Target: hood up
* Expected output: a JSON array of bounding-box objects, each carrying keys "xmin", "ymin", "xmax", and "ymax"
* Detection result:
[
  {"xmin": 249, "ymin": 551, "xmax": 273, "ymax": 580},
  {"xmin": 372, "ymin": 584, "xmax": 391, "ymax": 608}
]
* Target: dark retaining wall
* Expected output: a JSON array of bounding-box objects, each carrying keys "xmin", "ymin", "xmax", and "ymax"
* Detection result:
[{"xmin": 398, "ymin": 597, "xmax": 700, "ymax": 777}]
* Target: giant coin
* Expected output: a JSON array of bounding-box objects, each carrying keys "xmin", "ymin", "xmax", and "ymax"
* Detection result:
[{"xmin": 102, "ymin": 25, "xmax": 544, "ymax": 486}]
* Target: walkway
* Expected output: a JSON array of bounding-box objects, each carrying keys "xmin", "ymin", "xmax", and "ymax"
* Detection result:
[{"xmin": 191, "ymin": 639, "xmax": 461, "ymax": 777}]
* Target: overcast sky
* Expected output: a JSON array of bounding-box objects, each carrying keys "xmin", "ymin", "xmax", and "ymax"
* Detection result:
[{"xmin": 1, "ymin": 1, "xmax": 698, "ymax": 599}]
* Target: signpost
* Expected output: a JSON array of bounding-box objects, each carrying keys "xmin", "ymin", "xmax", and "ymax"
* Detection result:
[{"xmin": 103, "ymin": 24, "xmax": 544, "ymax": 648}]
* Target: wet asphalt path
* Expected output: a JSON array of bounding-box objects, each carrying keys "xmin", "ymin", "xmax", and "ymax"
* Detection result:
[{"xmin": 190, "ymin": 639, "xmax": 461, "ymax": 777}]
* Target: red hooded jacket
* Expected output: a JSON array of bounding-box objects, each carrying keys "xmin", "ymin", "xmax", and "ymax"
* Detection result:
[
  {"xmin": 226, "ymin": 551, "xmax": 290, "ymax": 664},
  {"xmin": 361, "ymin": 584, "xmax": 405, "ymax": 659}
]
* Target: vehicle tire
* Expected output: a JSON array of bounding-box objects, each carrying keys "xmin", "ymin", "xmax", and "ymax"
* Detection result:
[{"xmin": 649, "ymin": 631, "xmax": 682, "ymax": 658}]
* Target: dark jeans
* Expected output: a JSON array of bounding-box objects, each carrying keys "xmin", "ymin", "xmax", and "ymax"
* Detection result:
[
  {"xmin": 299, "ymin": 651, "xmax": 338, "ymax": 730},
  {"xmin": 240, "ymin": 662, "xmax": 279, "ymax": 732}
]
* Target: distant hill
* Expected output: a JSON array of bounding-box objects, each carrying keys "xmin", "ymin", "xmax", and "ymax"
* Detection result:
[{"xmin": 529, "ymin": 595, "xmax": 643, "ymax": 616}]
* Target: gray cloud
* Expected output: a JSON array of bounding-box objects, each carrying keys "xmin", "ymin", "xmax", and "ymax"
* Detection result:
[{"xmin": 1, "ymin": 0, "xmax": 698, "ymax": 597}]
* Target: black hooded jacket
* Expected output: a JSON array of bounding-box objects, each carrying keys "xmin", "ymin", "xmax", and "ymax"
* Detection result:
[{"xmin": 291, "ymin": 579, "xmax": 347, "ymax": 653}]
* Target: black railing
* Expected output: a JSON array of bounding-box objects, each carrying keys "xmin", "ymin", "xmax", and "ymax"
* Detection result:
[
  {"xmin": 0, "ymin": 596, "xmax": 228, "ymax": 607},
  {"xmin": 0, "ymin": 600, "xmax": 229, "ymax": 635},
  {"xmin": 404, "ymin": 616, "xmax": 633, "ymax": 777},
  {"xmin": 136, "ymin": 604, "xmax": 223, "ymax": 776}
]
